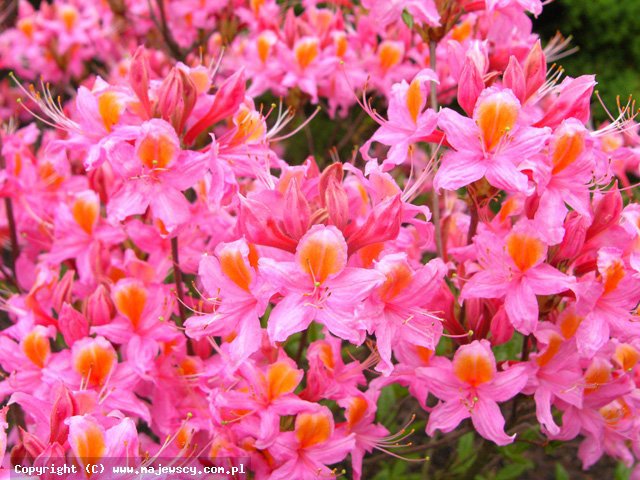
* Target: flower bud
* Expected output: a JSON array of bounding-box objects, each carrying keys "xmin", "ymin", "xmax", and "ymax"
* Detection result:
[
  {"xmin": 129, "ymin": 46, "xmax": 151, "ymax": 117},
  {"xmin": 49, "ymin": 385, "xmax": 77, "ymax": 444},
  {"xmin": 588, "ymin": 187, "xmax": 623, "ymax": 239},
  {"xmin": 58, "ymin": 303, "xmax": 89, "ymax": 346},
  {"xmin": 555, "ymin": 211, "xmax": 588, "ymax": 261},
  {"xmin": 83, "ymin": 284, "xmax": 115, "ymax": 327},
  {"xmin": 51, "ymin": 269, "xmax": 74, "ymax": 314},
  {"xmin": 503, "ymin": 56, "xmax": 525, "ymax": 103},
  {"xmin": 282, "ymin": 178, "xmax": 311, "ymax": 240},
  {"xmin": 156, "ymin": 67, "xmax": 198, "ymax": 134},
  {"xmin": 20, "ymin": 428, "xmax": 45, "ymax": 460},
  {"xmin": 523, "ymin": 40, "xmax": 546, "ymax": 100},
  {"xmin": 489, "ymin": 306, "xmax": 514, "ymax": 345},
  {"xmin": 325, "ymin": 177, "xmax": 349, "ymax": 231}
]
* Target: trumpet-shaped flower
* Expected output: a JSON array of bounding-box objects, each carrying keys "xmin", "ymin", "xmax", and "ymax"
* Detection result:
[
  {"xmin": 434, "ymin": 87, "xmax": 550, "ymax": 193},
  {"xmin": 419, "ymin": 340, "xmax": 528, "ymax": 445},
  {"xmin": 259, "ymin": 225, "xmax": 385, "ymax": 344}
]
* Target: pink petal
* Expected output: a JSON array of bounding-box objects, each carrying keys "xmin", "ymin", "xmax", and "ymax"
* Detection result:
[
  {"xmin": 426, "ymin": 400, "xmax": 470, "ymax": 436},
  {"xmin": 471, "ymin": 397, "xmax": 514, "ymax": 446},
  {"xmin": 504, "ymin": 281, "xmax": 539, "ymax": 335}
]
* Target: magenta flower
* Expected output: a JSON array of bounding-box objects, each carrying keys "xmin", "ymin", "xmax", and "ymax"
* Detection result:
[
  {"xmin": 268, "ymin": 407, "xmax": 355, "ymax": 480},
  {"xmin": 259, "ymin": 225, "xmax": 384, "ymax": 344},
  {"xmin": 361, "ymin": 253, "xmax": 446, "ymax": 375},
  {"xmin": 434, "ymin": 87, "xmax": 550, "ymax": 193},
  {"xmin": 419, "ymin": 340, "xmax": 528, "ymax": 445},
  {"xmin": 106, "ymin": 119, "xmax": 206, "ymax": 235},
  {"xmin": 462, "ymin": 221, "xmax": 575, "ymax": 334}
]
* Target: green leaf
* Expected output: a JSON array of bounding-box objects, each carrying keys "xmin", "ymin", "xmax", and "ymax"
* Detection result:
[
  {"xmin": 493, "ymin": 461, "xmax": 534, "ymax": 480},
  {"xmin": 614, "ymin": 462, "xmax": 631, "ymax": 480},
  {"xmin": 554, "ymin": 463, "xmax": 570, "ymax": 480},
  {"xmin": 451, "ymin": 432, "xmax": 477, "ymax": 474},
  {"xmin": 401, "ymin": 9, "xmax": 414, "ymax": 29}
]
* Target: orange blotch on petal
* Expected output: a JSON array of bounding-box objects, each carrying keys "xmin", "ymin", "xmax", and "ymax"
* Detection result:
[
  {"xmin": 70, "ymin": 421, "xmax": 106, "ymax": 463},
  {"xmin": 559, "ymin": 311, "xmax": 583, "ymax": 339},
  {"xmin": 346, "ymin": 396, "xmax": 368, "ymax": 429},
  {"xmin": 476, "ymin": 94, "xmax": 519, "ymax": 151},
  {"xmin": 552, "ymin": 131, "xmax": 585, "ymax": 174},
  {"xmin": 602, "ymin": 260, "xmax": 625, "ymax": 295},
  {"xmin": 296, "ymin": 227, "xmax": 347, "ymax": 284},
  {"xmin": 295, "ymin": 411, "xmax": 332, "ymax": 449},
  {"xmin": 378, "ymin": 41, "xmax": 403, "ymax": 72},
  {"xmin": 73, "ymin": 341, "xmax": 117, "ymax": 388},
  {"xmin": 113, "ymin": 281, "xmax": 148, "ymax": 330},
  {"xmin": 584, "ymin": 360, "xmax": 611, "ymax": 394},
  {"xmin": 453, "ymin": 347, "xmax": 495, "ymax": 386},
  {"xmin": 97, "ymin": 91, "xmax": 121, "ymax": 133},
  {"xmin": 406, "ymin": 78, "xmax": 423, "ymax": 124},
  {"xmin": 613, "ymin": 344, "xmax": 639, "ymax": 371},
  {"xmin": 219, "ymin": 247, "xmax": 253, "ymax": 292},
  {"xmin": 72, "ymin": 193, "xmax": 99, "ymax": 235},
  {"xmin": 535, "ymin": 333, "xmax": 562, "ymax": 367},
  {"xmin": 295, "ymin": 38, "xmax": 319, "ymax": 70},
  {"xmin": 22, "ymin": 329, "xmax": 50, "ymax": 368},
  {"xmin": 137, "ymin": 134, "xmax": 177, "ymax": 170},
  {"xmin": 378, "ymin": 261, "xmax": 413, "ymax": 302},
  {"xmin": 506, "ymin": 233, "xmax": 545, "ymax": 272},
  {"xmin": 267, "ymin": 362, "xmax": 301, "ymax": 401}
]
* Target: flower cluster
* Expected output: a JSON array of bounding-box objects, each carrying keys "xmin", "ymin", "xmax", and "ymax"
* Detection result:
[{"xmin": 1, "ymin": 0, "xmax": 640, "ymax": 479}]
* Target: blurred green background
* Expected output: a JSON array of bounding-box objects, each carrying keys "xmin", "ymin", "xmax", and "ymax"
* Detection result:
[{"xmin": 535, "ymin": 0, "xmax": 640, "ymax": 122}]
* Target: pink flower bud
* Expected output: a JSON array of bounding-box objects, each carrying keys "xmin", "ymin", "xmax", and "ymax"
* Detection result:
[
  {"xmin": 325, "ymin": 177, "xmax": 349, "ymax": 230},
  {"xmin": 458, "ymin": 57, "xmax": 484, "ymax": 116},
  {"xmin": 83, "ymin": 284, "xmax": 115, "ymax": 327},
  {"xmin": 51, "ymin": 269, "xmax": 74, "ymax": 314},
  {"xmin": 346, "ymin": 195, "xmax": 402, "ymax": 254},
  {"xmin": 58, "ymin": 303, "xmax": 89, "ymax": 346},
  {"xmin": 129, "ymin": 46, "xmax": 151, "ymax": 117},
  {"xmin": 156, "ymin": 67, "xmax": 198, "ymax": 134},
  {"xmin": 318, "ymin": 162, "xmax": 344, "ymax": 205},
  {"xmin": 588, "ymin": 187, "xmax": 622, "ymax": 239},
  {"xmin": 503, "ymin": 56, "xmax": 526, "ymax": 103},
  {"xmin": 489, "ymin": 306, "xmax": 514, "ymax": 345},
  {"xmin": 49, "ymin": 385, "xmax": 77, "ymax": 444},
  {"xmin": 282, "ymin": 178, "xmax": 311, "ymax": 240},
  {"xmin": 555, "ymin": 211, "xmax": 588, "ymax": 261},
  {"xmin": 184, "ymin": 69, "xmax": 245, "ymax": 145},
  {"xmin": 34, "ymin": 443, "xmax": 66, "ymax": 480},
  {"xmin": 20, "ymin": 428, "xmax": 45, "ymax": 460},
  {"xmin": 523, "ymin": 40, "xmax": 546, "ymax": 100}
]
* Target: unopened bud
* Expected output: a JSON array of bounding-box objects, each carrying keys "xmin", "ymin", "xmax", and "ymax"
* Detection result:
[
  {"xmin": 156, "ymin": 67, "xmax": 198, "ymax": 134},
  {"xmin": 83, "ymin": 284, "xmax": 115, "ymax": 326}
]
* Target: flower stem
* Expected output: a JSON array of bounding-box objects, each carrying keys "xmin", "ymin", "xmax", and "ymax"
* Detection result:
[
  {"xmin": 0, "ymin": 137, "xmax": 19, "ymax": 285},
  {"xmin": 170, "ymin": 236, "xmax": 187, "ymax": 327},
  {"xmin": 429, "ymin": 40, "xmax": 445, "ymax": 260}
]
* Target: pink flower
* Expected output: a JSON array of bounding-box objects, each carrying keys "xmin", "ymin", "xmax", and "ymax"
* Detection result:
[
  {"xmin": 361, "ymin": 0, "xmax": 440, "ymax": 29},
  {"xmin": 419, "ymin": 340, "xmax": 528, "ymax": 445},
  {"xmin": 462, "ymin": 222, "xmax": 575, "ymax": 334},
  {"xmin": 434, "ymin": 87, "xmax": 550, "ymax": 193},
  {"xmin": 106, "ymin": 119, "xmax": 206, "ymax": 235},
  {"xmin": 185, "ymin": 239, "xmax": 268, "ymax": 369},
  {"xmin": 361, "ymin": 69, "xmax": 439, "ymax": 172},
  {"xmin": 268, "ymin": 407, "xmax": 355, "ymax": 480},
  {"xmin": 361, "ymin": 253, "xmax": 446, "ymax": 375},
  {"xmin": 259, "ymin": 225, "xmax": 384, "ymax": 344}
]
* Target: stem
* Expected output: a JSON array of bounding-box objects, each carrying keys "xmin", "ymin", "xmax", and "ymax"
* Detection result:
[
  {"xmin": 295, "ymin": 329, "xmax": 308, "ymax": 364},
  {"xmin": 467, "ymin": 200, "xmax": 479, "ymax": 245},
  {"xmin": 153, "ymin": 0, "xmax": 185, "ymax": 61},
  {"xmin": 0, "ymin": 137, "xmax": 19, "ymax": 285},
  {"xmin": 170, "ymin": 236, "xmax": 187, "ymax": 327},
  {"xmin": 509, "ymin": 334, "xmax": 531, "ymax": 425},
  {"xmin": 429, "ymin": 40, "xmax": 444, "ymax": 260}
]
